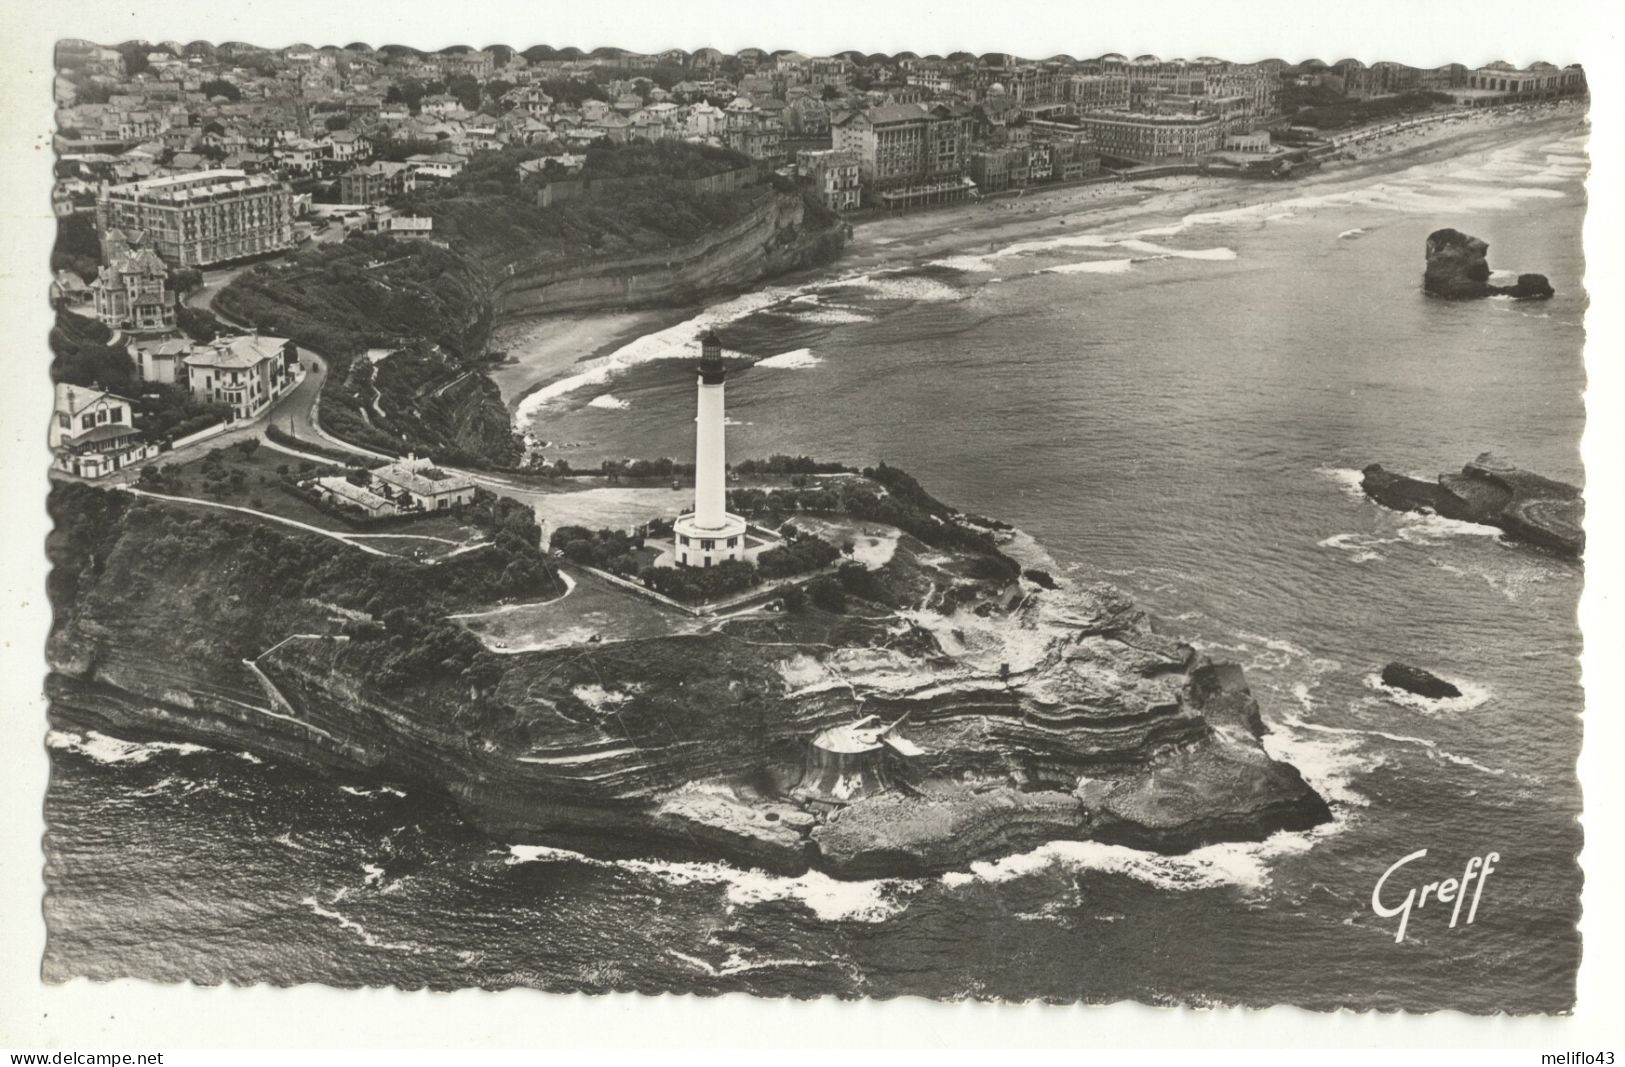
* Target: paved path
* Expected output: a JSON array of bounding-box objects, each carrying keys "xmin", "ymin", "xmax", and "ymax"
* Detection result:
[{"xmin": 117, "ymin": 486, "xmax": 393, "ymax": 556}]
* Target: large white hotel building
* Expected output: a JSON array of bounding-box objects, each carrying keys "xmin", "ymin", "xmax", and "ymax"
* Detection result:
[{"xmin": 95, "ymin": 170, "xmax": 296, "ymax": 268}]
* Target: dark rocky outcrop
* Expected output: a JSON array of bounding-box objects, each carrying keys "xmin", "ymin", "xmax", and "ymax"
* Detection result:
[
  {"xmin": 1361, "ymin": 452, "xmax": 1583, "ymax": 558},
  {"xmin": 1423, "ymin": 227, "xmax": 1553, "ymax": 300},
  {"xmin": 1380, "ymin": 663, "xmax": 1462, "ymax": 700}
]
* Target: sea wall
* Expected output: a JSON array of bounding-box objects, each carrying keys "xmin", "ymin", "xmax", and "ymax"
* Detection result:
[{"xmin": 489, "ymin": 190, "xmax": 845, "ymax": 319}]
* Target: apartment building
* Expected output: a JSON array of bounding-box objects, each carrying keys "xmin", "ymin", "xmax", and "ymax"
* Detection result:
[
  {"xmin": 96, "ymin": 170, "xmax": 295, "ymax": 268},
  {"xmin": 1075, "ymin": 110, "xmax": 1222, "ymax": 164}
]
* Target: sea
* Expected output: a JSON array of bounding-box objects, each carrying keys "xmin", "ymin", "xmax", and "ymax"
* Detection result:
[{"xmin": 44, "ymin": 121, "xmax": 1588, "ymax": 1011}]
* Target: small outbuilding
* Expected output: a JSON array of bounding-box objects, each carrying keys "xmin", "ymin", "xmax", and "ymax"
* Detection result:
[{"xmin": 797, "ymin": 714, "xmax": 925, "ymax": 803}]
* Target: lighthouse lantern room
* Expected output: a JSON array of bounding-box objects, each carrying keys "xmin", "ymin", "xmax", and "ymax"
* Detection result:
[{"xmin": 673, "ymin": 331, "xmax": 748, "ymax": 567}]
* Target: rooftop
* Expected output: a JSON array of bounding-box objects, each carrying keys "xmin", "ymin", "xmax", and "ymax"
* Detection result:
[{"xmin": 183, "ymin": 333, "xmax": 290, "ymax": 370}]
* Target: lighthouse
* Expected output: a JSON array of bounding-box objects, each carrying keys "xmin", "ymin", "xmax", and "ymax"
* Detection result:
[{"xmin": 673, "ymin": 331, "xmax": 748, "ymax": 567}]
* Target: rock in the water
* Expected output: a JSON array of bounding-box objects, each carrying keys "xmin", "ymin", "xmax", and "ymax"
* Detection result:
[
  {"xmin": 1360, "ymin": 452, "xmax": 1583, "ymax": 558},
  {"xmin": 1381, "ymin": 662, "xmax": 1462, "ymax": 700},
  {"xmin": 1500, "ymin": 272, "xmax": 1555, "ymax": 299},
  {"xmin": 1022, "ymin": 567, "xmax": 1059, "ymax": 590},
  {"xmin": 1423, "ymin": 227, "xmax": 1553, "ymax": 300}
]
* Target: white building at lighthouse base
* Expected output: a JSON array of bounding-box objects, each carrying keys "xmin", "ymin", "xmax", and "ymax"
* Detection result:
[{"xmin": 672, "ymin": 510, "xmax": 748, "ymax": 567}]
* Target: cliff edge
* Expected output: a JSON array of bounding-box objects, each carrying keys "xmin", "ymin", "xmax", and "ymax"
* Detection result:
[{"xmin": 47, "ymin": 478, "xmax": 1331, "ymax": 880}]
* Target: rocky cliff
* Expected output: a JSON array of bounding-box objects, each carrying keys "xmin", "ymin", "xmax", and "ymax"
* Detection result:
[
  {"xmin": 1362, "ymin": 452, "xmax": 1583, "ymax": 557},
  {"xmin": 488, "ymin": 189, "xmax": 845, "ymax": 318},
  {"xmin": 1423, "ymin": 227, "xmax": 1554, "ymax": 300},
  {"xmin": 47, "ymin": 483, "xmax": 1330, "ymax": 879}
]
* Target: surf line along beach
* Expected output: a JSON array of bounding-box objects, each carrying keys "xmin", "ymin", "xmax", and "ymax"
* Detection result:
[{"xmin": 492, "ymin": 102, "xmax": 1585, "ymax": 420}]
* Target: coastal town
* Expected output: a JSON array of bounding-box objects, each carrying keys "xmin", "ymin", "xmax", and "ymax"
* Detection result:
[{"xmin": 48, "ymin": 41, "xmax": 1587, "ymax": 484}]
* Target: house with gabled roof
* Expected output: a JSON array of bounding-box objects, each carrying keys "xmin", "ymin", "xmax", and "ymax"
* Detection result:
[{"xmin": 50, "ymin": 383, "xmax": 157, "ymax": 478}]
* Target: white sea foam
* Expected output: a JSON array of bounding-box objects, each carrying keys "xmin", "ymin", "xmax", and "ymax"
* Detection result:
[
  {"xmin": 787, "ymin": 304, "xmax": 873, "ymax": 325},
  {"xmin": 756, "ymin": 348, "xmax": 822, "ymax": 369},
  {"xmin": 939, "ymin": 824, "xmax": 1333, "ymax": 896},
  {"xmin": 515, "ymin": 285, "xmax": 796, "ymax": 416},
  {"xmin": 1338, "ymin": 228, "xmax": 1366, "ymax": 240},
  {"xmin": 1315, "ymin": 466, "xmax": 1369, "ymax": 500},
  {"xmin": 506, "ymin": 844, "xmax": 920, "ymax": 922},
  {"xmin": 1363, "ymin": 671, "xmax": 1493, "ymax": 715},
  {"xmin": 846, "ymin": 274, "xmax": 964, "ymax": 303},
  {"xmin": 587, "ymin": 394, "xmax": 630, "ymax": 410},
  {"xmin": 929, "ymin": 252, "xmax": 1000, "ymax": 272},
  {"xmin": 1116, "ymin": 239, "xmax": 1238, "ymax": 261},
  {"xmin": 339, "ymin": 784, "xmax": 408, "ymax": 799},
  {"xmin": 47, "ymin": 729, "xmax": 209, "ymax": 765},
  {"xmin": 1394, "ymin": 511, "xmax": 1503, "ymax": 543},
  {"xmin": 1262, "ymin": 719, "xmax": 1378, "ymax": 810}
]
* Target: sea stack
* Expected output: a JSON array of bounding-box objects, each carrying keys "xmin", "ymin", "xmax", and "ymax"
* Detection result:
[{"xmin": 1423, "ymin": 228, "xmax": 1554, "ymax": 300}]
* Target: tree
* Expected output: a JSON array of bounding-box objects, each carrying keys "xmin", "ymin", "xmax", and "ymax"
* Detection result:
[
  {"xmin": 325, "ymin": 114, "xmax": 352, "ymax": 132},
  {"xmin": 199, "ymin": 78, "xmax": 242, "ymax": 102},
  {"xmin": 116, "ymin": 42, "xmax": 151, "ymax": 77}
]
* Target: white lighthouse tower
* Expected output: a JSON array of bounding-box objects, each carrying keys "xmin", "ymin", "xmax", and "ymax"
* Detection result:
[{"xmin": 673, "ymin": 331, "xmax": 748, "ymax": 567}]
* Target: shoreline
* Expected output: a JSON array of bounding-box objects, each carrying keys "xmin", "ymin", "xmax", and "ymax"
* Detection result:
[{"xmin": 491, "ymin": 103, "xmax": 1586, "ymax": 428}]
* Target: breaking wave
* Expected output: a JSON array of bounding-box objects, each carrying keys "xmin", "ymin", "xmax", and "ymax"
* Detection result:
[
  {"xmin": 506, "ymin": 844, "xmax": 921, "ymax": 923},
  {"xmin": 1363, "ymin": 672, "xmax": 1493, "ymax": 715},
  {"xmin": 756, "ymin": 348, "xmax": 822, "ymax": 369}
]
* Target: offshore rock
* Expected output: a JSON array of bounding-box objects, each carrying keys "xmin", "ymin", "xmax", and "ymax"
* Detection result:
[
  {"xmin": 1361, "ymin": 452, "xmax": 1583, "ymax": 558},
  {"xmin": 1380, "ymin": 663, "xmax": 1463, "ymax": 700},
  {"xmin": 1423, "ymin": 227, "xmax": 1553, "ymax": 300}
]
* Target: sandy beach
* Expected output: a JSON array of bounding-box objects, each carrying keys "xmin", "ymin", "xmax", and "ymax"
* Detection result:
[
  {"xmin": 490, "ymin": 101, "xmax": 1586, "ymax": 414},
  {"xmin": 487, "ymin": 307, "xmax": 694, "ymax": 409}
]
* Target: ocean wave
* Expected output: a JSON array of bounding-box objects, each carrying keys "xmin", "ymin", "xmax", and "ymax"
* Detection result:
[
  {"xmin": 1338, "ymin": 228, "xmax": 1366, "ymax": 240},
  {"xmin": 1315, "ymin": 465, "xmax": 1368, "ymax": 499},
  {"xmin": 1262, "ymin": 719, "xmax": 1379, "ymax": 809},
  {"xmin": 339, "ymin": 784, "xmax": 408, "ymax": 799},
  {"xmin": 515, "ymin": 284, "xmax": 798, "ymax": 416},
  {"xmin": 47, "ymin": 729, "xmax": 210, "ymax": 765},
  {"xmin": 787, "ymin": 304, "xmax": 873, "ymax": 325},
  {"xmin": 938, "ymin": 825, "xmax": 1332, "ymax": 895},
  {"xmin": 1038, "ymin": 258, "xmax": 1134, "ymax": 275},
  {"xmin": 845, "ymin": 274, "xmax": 965, "ymax": 303},
  {"xmin": 1316, "ymin": 532, "xmax": 1389, "ymax": 563},
  {"xmin": 756, "ymin": 348, "xmax": 822, "ymax": 369},
  {"xmin": 505, "ymin": 844, "xmax": 921, "ymax": 922},
  {"xmin": 1282, "ymin": 713, "xmax": 1508, "ymax": 779},
  {"xmin": 1363, "ymin": 671, "xmax": 1492, "ymax": 715},
  {"xmin": 587, "ymin": 394, "xmax": 630, "ymax": 410},
  {"xmin": 1394, "ymin": 511, "xmax": 1503, "ymax": 543},
  {"xmin": 1116, "ymin": 239, "xmax": 1237, "ymax": 261},
  {"xmin": 667, "ymin": 947, "xmax": 830, "ymax": 977}
]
